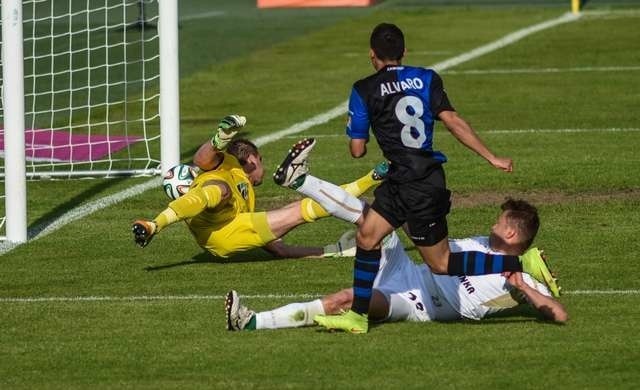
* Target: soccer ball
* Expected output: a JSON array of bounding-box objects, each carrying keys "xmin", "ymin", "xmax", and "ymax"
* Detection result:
[{"xmin": 162, "ymin": 164, "xmax": 198, "ymax": 200}]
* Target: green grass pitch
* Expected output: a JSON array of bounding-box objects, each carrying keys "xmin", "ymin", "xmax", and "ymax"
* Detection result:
[{"xmin": 1, "ymin": 0, "xmax": 639, "ymax": 388}]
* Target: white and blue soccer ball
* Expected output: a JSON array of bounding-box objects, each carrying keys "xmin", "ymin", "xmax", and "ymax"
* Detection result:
[{"xmin": 162, "ymin": 164, "xmax": 198, "ymax": 200}]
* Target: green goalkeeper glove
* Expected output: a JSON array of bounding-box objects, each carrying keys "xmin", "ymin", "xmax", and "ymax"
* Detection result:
[
  {"xmin": 323, "ymin": 229, "xmax": 357, "ymax": 258},
  {"xmin": 211, "ymin": 114, "xmax": 247, "ymax": 150}
]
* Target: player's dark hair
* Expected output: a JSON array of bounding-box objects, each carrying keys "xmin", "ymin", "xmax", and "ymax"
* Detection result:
[
  {"xmin": 370, "ymin": 23, "xmax": 405, "ymax": 61},
  {"xmin": 501, "ymin": 198, "xmax": 540, "ymax": 252},
  {"xmin": 227, "ymin": 138, "xmax": 259, "ymax": 166}
]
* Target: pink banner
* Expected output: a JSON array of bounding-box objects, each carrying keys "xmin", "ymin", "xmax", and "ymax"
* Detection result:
[{"xmin": 0, "ymin": 128, "xmax": 142, "ymax": 162}]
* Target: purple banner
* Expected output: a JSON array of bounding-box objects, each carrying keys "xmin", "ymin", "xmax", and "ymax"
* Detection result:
[{"xmin": 0, "ymin": 128, "xmax": 142, "ymax": 162}]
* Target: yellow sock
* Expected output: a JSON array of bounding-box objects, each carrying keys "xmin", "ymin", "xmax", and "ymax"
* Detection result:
[
  {"xmin": 342, "ymin": 170, "xmax": 377, "ymax": 197},
  {"xmin": 299, "ymin": 171, "xmax": 377, "ymax": 222},
  {"xmin": 300, "ymin": 198, "xmax": 328, "ymax": 222}
]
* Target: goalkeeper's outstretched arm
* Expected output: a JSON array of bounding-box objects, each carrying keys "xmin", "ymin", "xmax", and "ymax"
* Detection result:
[
  {"xmin": 193, "ymin": 114, "xmax": 247, "ymax": 171},
  {"xmin": 263, "ymin": 239, "xmax": 324, "ymax": 259},
  {"xmin": 193, "ymin": 141, "xmax": 223, "ymax": 171},
  {"xmin": 263, "ymin": 230, "xmax": 356, "ymax": 259}
]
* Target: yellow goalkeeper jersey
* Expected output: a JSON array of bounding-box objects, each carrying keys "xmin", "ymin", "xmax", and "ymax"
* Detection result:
[{"xmin": 187, "ymin": 152, "xmax": 256, "ymax": 239}]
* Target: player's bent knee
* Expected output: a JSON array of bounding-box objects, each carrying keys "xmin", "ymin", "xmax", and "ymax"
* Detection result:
[
  {"xmin": 422, "ymin": 255, "xmax": 450, "ymax": 274},
  {"xmin": 369, "ymin": 290, "xmax": 390, "ymax": 321},
  {"xmin": 355, "ymin": 230, "xmax": 380, "ymax": 250},
  {"xmin": 429, "ymin": 262, "xmax": 449, "ymax": 275}
]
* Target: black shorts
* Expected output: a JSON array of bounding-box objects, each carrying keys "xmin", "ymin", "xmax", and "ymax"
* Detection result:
[{"xmin": 371, "ymin": 166, "xmax": 451, "ymax": 246}]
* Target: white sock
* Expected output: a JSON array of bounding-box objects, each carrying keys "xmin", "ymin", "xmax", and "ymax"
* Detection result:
[
  {"xmin": 297, "ymin": 175, "xmax": 363, "ymax": 223},
  {"xmin": 255, "ymin": 299, "xmax": 325, "ymax": 330}
]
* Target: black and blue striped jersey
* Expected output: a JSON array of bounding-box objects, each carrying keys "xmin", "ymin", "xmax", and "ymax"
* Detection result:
[{"xmin": 346, "ymin": 65, "xmax": 455, "ymax": 182}]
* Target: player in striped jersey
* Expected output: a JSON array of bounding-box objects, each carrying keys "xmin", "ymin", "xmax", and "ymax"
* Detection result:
[
  {"xmin": 225, "ymin": 184, "xmax": 566, "ymax": 331},
  {"xmin": 224, "ymin": 145, "xmax": 563, "ymax": 331}
]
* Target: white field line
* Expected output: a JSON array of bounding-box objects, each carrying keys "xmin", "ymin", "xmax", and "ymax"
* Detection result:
[
  {"xmin": 564, "ymin": 290, "xmax": 640, "ymax": 295},
  {"xmin": 582, "ymin": 9, "xmax": 640, "ymax": 19},
  {"xmin": 443, "ymin": 66, "xmax": 640, "ymax": 75},
  {"xmin": 0, "ymin": 289, "xmax": 638, "ymax": 303},
  {"xmin": 0, "ymin": 11, "xmax": 582, "ymax": 256},
  {"xmin": 180, "ymin": 11, "xmax": 226, "ymax": 22},
  {"xmin": 429, "ymin": 12, "xmax": 580, "ymax": 72},
  {"xmin": 0, "ymin": 178, "xmax": 161, "ymax": 255}
]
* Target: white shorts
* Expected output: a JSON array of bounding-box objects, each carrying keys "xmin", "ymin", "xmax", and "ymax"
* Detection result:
[{"xmin": 374, "ymin": 232, "xmax": 460, "ymax": 322}]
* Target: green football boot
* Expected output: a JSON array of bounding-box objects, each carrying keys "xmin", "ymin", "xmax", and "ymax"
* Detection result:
[
  {"xmin": 519, "ymin": 247, "xmax": 561, "ymax": 297},
  {"xmin": 314, "ymin": 310, "xmax": 368, "ymax": 334}
]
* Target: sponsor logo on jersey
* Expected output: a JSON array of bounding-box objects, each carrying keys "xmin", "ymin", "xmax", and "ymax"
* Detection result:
[
  {"xmin": 237, "ymin": 182, "xmax": 249, "ymax": 200},
  {"xmin": 458, "ymin": 275, "xmax": 476, "ymax": 294},
  {"xmin": 406, "ymin": 291, "xmax": 426, "ymax": 311}
]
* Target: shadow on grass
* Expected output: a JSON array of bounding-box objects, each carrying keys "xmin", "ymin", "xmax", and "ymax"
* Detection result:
[
  {"xmin": 144, "ymin": 248, "xmax": 281, "ymax": 271},
  {"xmin": 28, "ymin": 177, "xmax": 130, "ymax": 239},
  {"xmin": 465, "ymin": 306, "xmax": 566, "ymax": 326}
]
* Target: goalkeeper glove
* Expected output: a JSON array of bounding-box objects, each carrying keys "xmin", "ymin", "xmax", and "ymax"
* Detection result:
[
  {"xmin": 323, "ymin": 229, "xmax": 357, "ymax": 258},
  {"xmin": 132, "ymin": 219, "xmax": 157, "ymax": 248},
  {"xmin": 211, "ymin": 114, "xmax": 247, "ymax": 150}
]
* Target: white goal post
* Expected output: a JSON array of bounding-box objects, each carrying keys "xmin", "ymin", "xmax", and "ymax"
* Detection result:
[
  {"xmin": 0, "ymin": 0, "xmax": 180, "ymax": 243},
  {"xmin": 1, "ymin": 0, "xmax": 27, "ymax": 243}
]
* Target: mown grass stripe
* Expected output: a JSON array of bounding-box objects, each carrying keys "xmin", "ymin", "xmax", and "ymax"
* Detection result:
[
  {"xmin": 0, "ymin": 11, "xmax": 582, "ymax": 256},
  {"xmin": 430, "ymin": 12, "xmax": 580, "ymax": 72},
  {"xmin": 1, "ymin": 290, "xmax": 637, "ymax": 303},
  {"xmin": 283, "ymin": 128, "xmax": 640, "ymax": 139},
  {"xmin": 485, "ymin": 128, "xmax": 640, "ymax": 134}
]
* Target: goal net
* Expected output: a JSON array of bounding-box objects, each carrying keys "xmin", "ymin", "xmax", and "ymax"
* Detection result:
[{"xmin": 0, "ymin": 0, "xmax": 179, "ymax": 242}]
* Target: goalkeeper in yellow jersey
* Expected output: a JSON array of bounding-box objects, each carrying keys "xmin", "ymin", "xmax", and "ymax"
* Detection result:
[{"xmin": 131, "ymin": 115, "xmax": 387, "ymax": 259}]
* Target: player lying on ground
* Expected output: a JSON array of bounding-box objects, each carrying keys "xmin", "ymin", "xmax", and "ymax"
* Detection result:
[
  {"xmin": 225, "ymin": 191, "xmax": 566, "ymax": 331},
  {"xmin": 224, "ymin": 140, "xmax": 564, "ymax": 332},
  {"xmin": 226, "ymin": 230, "xmax": 567, "ymax": 331},
  {"xmin": 131, "ymin": 115, "xmax": 387, "ymax": 259},
  {"xmin": 274, "ymin": 137, "xmax": 556, "ymax": 332}
]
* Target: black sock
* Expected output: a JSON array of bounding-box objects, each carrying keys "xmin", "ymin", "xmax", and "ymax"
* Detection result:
[
  {"xmin": 447, "ymin": 251, "xmax": 522, "ymax": 275},
  {"xmin": 351, "ymin": 247, "xmax": 381, "ymax": 314}
]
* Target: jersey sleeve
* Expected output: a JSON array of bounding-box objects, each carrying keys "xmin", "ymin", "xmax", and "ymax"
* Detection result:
[
  {"xmin": 429, "ymin": 71, "xmax": 455, "ymax": 119},
  {"xmin": 449, "ymin": 237, "xmax": 490, "ymax": 253},
  {"xmin": 346, "ymin": 86, "xmax": 370, "ymax": 140}
]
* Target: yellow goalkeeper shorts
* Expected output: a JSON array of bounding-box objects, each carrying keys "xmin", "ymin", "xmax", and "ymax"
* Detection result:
[{"xmin": 191, "ymin": 212, "xmax": 276, "ymax": 258}]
